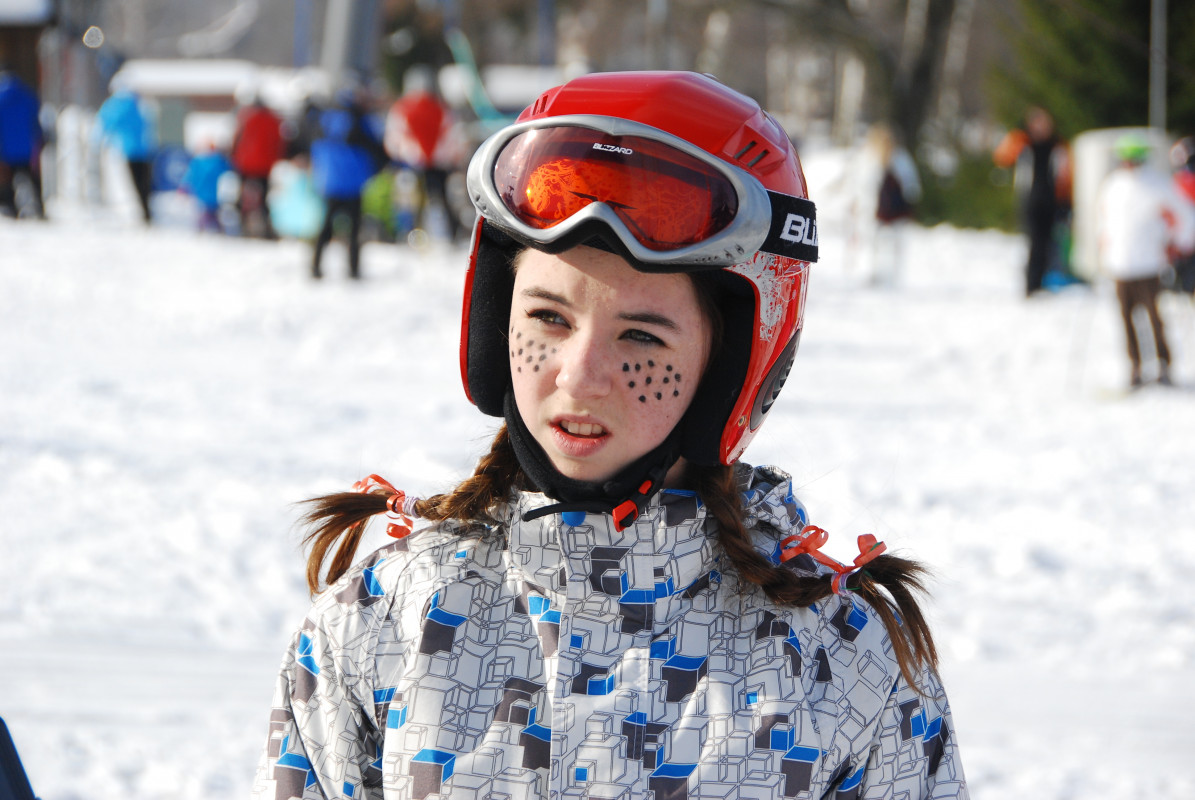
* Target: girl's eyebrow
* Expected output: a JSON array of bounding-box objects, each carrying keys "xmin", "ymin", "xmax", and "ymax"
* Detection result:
[
  {"xmin": 520, "ymin": 287, "xmax": 569, "ymax": 305},
  {"xmin": 520, "ymin": 287, "xmax": 680, "ymax": 331},
  {"xmin": 619, "ymin": 311, "xmax": 679, "ymax": 331}
]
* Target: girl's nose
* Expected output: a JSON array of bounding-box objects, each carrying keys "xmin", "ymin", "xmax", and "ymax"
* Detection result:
[{"xmin": 555, "ymin": 333, "xmax": 613, "ymax": 399}]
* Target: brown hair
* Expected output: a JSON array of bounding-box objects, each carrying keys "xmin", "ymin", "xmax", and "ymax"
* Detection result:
[{"xmin": 300, "ymin": 428, "xmax": 938, "ymax": 691}]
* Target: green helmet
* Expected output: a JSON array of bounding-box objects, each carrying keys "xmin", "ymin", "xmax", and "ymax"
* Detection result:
[{"xmin": 1114, "ymin": 133, "xmax": 1151, "ymax": 164}]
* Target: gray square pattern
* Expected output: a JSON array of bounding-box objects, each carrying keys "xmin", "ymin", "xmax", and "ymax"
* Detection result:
[{"xmin": 253, "ymin": 466, "xmax": 966, "ymax": 799}]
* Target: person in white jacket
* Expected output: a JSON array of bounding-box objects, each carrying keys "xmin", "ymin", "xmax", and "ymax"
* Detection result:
[
  {"xmin": 1097, "ymin": 134, "xmax": 1195, "ymax": 387},
  {"xmin": 252, "ymin": 71, "xmax": 966, "ymax": 800}
]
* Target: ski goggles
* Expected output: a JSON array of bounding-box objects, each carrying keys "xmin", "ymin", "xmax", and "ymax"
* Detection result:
[{"xmin": 466, "ymin": 114, "xmax": 818, "ymax": 270}]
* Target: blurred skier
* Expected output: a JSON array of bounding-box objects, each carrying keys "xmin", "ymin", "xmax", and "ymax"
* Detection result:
[
  {"xmin": 1097, "ymin": 134, "xmax": 1195, "ymax": 388},
  {"xmin": 180, "ymin": 141, "xmax": 233, "ymax": 233},
  {"xmin": 0, "ymin": 65, "xmax": 45, "ymax": 219},
  {"xmin": 1169, "ymin": 136, "xmax": 1195, "ymax": 294},
  {"xmin": 96, "ymin": 86, "xmax": 158, "ymax": 223},
  {"xmin": 994, "ymin": 107, "xmax": 1073, "ymax": 295},
  {"xmin": 851, "ymin": 123, "xmax": 920, "ymax": 287},
  {"xmin": 383, "ymin": 68, "xmax": 466, "ymax": 243},
  {"xmin": 309, "ymin": 89, "xmax": 386, "ymax": 279},
  {"xmin": 230, "ymin": 96, "xmax": 285, "ymax": 238}
]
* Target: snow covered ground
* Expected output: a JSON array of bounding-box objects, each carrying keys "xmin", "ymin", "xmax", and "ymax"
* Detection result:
[{"xmin": 2, "ymin": 179, "xmax": 1194, "ymax": 799}]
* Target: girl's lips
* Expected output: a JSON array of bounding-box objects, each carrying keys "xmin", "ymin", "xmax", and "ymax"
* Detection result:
[
  {"xmin": 549, "ymin": 419, "xmax": 610, "ymax": 458},
  {"xmin": 559, "ymin": 419, "xmax": 607, "ymax": 437}
]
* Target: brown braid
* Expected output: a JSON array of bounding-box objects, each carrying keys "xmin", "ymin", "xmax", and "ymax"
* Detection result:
[
  {"xmin": 413, "ymin": 426, "xmax": 524, "ymax": 523},
  {"xmin": 301, "ymin": 426, "xmax": 524, "ymax": 594},
  {"xmin": 688, "ymin": 462, "xmax": 938, "ymax": 692}
]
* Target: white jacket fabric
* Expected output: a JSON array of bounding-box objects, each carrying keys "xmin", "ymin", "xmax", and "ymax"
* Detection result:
[
  {"xmin": 252, "ymin": 466, "xmax": 966, "ymax": 800},
  {"xmin": 1098, "ymin": 165, "xmax": 1195, "ymax": 280}
]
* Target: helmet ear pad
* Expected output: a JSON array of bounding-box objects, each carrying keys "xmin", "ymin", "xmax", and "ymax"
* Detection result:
[
  {"xmin": 463, "ymin": 221, "xmax": 518, "ymax": 417},
  {"xmin": 678, "ymin": 270, "xmax": 755, "ymax": 466}
]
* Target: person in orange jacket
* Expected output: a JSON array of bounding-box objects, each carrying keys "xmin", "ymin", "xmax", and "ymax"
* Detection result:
[{"xmin": 994, "ymin": 107, "xmax": 1073, "ymax": 296}]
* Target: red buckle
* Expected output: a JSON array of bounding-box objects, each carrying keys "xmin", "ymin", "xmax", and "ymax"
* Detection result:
[{"xmin": 612, "ymin": 500, "xmax": 639, "ymax": 531}]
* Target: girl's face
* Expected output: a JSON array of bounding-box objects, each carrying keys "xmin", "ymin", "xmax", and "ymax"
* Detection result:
[{"xmin": 509, "ymin": 246, "xmax": 711, "ymax": 485}]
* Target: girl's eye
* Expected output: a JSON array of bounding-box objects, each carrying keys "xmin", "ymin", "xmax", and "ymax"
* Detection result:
[
  {"xmin": 623, "ymin": 329, "xmax": 665, "ymax": 346},
  {"xmin": 528, "ymin": 309, "xmax": 568, "ymax": 328}
]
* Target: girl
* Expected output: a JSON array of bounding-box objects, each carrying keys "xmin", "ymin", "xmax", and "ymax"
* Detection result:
[{"xmin": 253, "ymin": 71, "xmax": 966, "ymax": 800}]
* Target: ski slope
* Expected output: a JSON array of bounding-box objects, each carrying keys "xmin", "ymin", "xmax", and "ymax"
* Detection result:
[{"xmin": 2, "ymin": 184, "xmax": 1194, "ymax": 799}]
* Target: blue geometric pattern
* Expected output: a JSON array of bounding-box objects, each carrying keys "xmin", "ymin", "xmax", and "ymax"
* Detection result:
[
  {"xmin": 362, "ymin": 560, "xmax": 386, "ymax": 597},
  {"xmin": 254, "ymin": 465, "xmax": 967, "ymax": 800},
  {"xmin": 295, "ymin": 633, "xmax": 319, "ymax": 676}
]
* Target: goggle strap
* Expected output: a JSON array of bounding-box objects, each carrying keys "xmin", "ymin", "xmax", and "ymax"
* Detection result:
[{"xmin": 762, "ymin": 193, "xmax": 819, "ymax": 263}]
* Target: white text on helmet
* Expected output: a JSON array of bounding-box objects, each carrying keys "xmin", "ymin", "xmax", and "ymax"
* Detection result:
[
  {"xmin": 592, "ymin": 143, "xmax": 634, "ymax": 155},
  {"xmin": 778, "ymin": 213, "xmax": 818, "ymax": 246}
]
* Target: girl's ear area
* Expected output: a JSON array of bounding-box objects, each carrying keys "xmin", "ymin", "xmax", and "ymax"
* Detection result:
[{"xmin": 465, "ymin": 228, "xmax": 521, "ymax": 417}]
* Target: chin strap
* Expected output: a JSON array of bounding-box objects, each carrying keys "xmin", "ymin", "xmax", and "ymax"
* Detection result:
[
  {"xmin": 521, "ymin": 467, "xmax": 671, "ymax": 531},
  {"xmin": 504, "ymin": 392, "xmax": 680, "ymax": 531}
]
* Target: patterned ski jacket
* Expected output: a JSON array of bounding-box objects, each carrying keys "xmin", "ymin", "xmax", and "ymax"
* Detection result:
[{"xmin": 253, "ymin": 466, "xmax": 966, "ymax": 800}]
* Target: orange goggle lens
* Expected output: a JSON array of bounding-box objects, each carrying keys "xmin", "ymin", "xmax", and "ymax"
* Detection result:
[{"xmin": 491, "ymin": 128, "xmax": 739, "ymax": 251}]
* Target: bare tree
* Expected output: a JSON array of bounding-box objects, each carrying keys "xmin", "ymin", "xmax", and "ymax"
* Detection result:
[{"xmin": 755, "ymin": 0, "xmax": 956, "ymax": 148}]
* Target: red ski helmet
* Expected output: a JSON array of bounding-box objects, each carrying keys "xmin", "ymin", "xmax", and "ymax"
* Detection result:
[{"xmin": 461, "ymin": 71, "xmax": 814, "ymax": 466}]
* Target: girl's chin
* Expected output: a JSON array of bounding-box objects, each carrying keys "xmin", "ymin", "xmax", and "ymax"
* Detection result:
[{"xmin": 548, "ymin": 459, "xmax": 616, "ymax": 484}]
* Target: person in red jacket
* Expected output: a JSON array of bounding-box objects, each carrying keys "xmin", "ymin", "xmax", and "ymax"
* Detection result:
[
  {"xmin": 231, "ymin": 98, "xmax": 285, "ymax": 238},
  {"xmin": 1170, "ymin": 137, "xmax": 1195, "ymax": 294},
  {"xmin": 384, "ymin": 72, "xmax": 465, "ymax": 242}
]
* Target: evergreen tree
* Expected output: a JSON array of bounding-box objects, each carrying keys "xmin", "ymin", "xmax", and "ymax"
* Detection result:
[{"xmin": 990, "ymin": 0, "xmax": 1195, "ymax": 138}]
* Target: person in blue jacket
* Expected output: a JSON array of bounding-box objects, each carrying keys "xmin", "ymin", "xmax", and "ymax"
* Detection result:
[
  {"xmin": 309, "ymin": 89, "xmax": 386, "ymax": 279},
  {"xmin": 0, "ymin": 65, "xmax": 45, "ymax": 219},
  {"xmin": 95, "ymin": 86, "xmax": 158, "ymax": 222},
  {"xmin": 180, "ymin": 142, "xmax": 232, "ymax": 232}
]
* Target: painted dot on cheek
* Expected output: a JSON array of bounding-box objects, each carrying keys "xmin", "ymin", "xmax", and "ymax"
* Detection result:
[
  {"xmin": 634, "ymin": 363, "xmax": 641, "ymax": 372},
  {"xmin": 623, "ymin": 363, "xmax": 630, "ymax": 372},
  {"xmin": 655, "ymin": 392, "xmax": 662, "ymax": 400},
  {"xmin": 663, "ymin": 377, "xmax": 669, "ymax": 384},
  {"xmin": 673, "ymin": 390, "xmax": 679, "ymax": 397},
  {"xmin": 648, "ymin": 360, "xmax": 655, "ymax": 368},
  {"xmin": 628, "ymin": 381, "xmax": 635, "ymax": 388},
  {"xmin": 645, "ymin": 376, "xmax": 652, "ymax": 385},
  {"xmin": 639, "ymin": 395, "xmax": 646, "ymax": 402},
  {"xmin": 666, "ymin": 364, "xmax": 673, "ymax": 371}
]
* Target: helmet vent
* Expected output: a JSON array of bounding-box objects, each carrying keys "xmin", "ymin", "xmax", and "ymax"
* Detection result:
[
  {"xmin": 749, "ymin": 332, "xmax": 800, "ymax": 430},
  {"xmin": 761, "ymin": 352, "xmax": 793, "ymax": 414},
  {"xmin": 733, "ymin": 141, "xmax": 769, "ymax": 168},
  {"xmin": 734, "ymin": 141, "xmax": 758, "ymax": 160}
]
